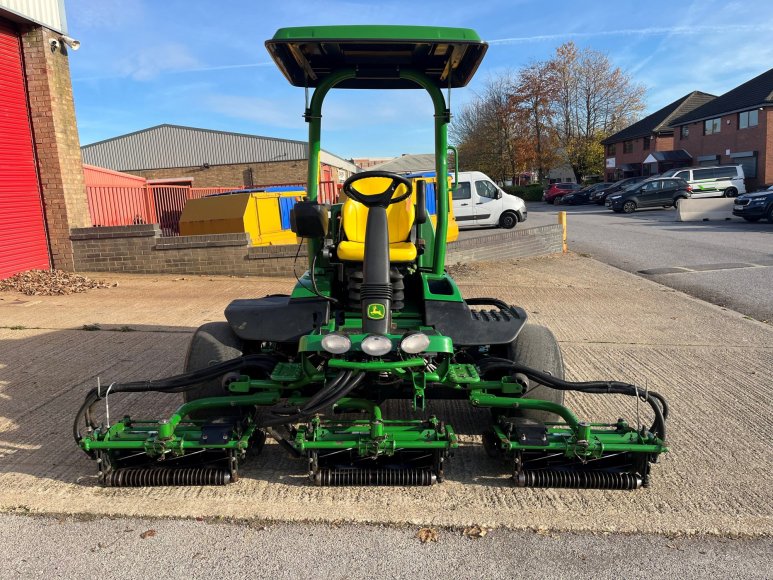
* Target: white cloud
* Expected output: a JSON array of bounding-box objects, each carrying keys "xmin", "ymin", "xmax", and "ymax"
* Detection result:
[
  {"xmin": 202, "ymin": 94, "xmax": 304, "ymax": 129},
  {"xmin": 116, "ymin": 42, "xmax": 200, "ymax": 81}
]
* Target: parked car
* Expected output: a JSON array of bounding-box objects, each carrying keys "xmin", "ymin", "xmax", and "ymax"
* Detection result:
[
  {"xmin": 452, "ymin": 171, "xmax": 526, "ymax": 229},
  {"xmin": 560, "ymin": 182, "xmax": 614, "ymax": 205},
  {"xmin": 661, "ymin": 165, "xmax": 746, "ymax": 198},
  {"xmin": 542, "ymin": 182, "xmax": 581, "ymax": 204},
  {"xmin": 592, "ymin": 176, "xmax": 648, "ymax": 205},
  {"xmin": 606, "ymin": 177, "xmax": 692, "ymax": 213},
  {"xmin": 732, "ymin": 185, "xmax": 773, "ymax": 223}
]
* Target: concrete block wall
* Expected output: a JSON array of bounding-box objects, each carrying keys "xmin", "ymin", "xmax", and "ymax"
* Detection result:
[
  {"xmin": 447, "ymin": 224, "xmax": 563, "ymax": 264},
  {"xmin": 71, "ymin": 223, "xmax": 563, "ymax": 277}
]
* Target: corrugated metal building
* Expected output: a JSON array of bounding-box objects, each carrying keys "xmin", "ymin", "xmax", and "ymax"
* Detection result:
[{"xmin": 82, "ymin": 124, "xmax": 358, "ymax": 188}]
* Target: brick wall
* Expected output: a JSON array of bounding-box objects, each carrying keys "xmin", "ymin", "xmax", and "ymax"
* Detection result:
[
  {"xmin": 71, "ymin": 224, "xmax": 563, "ymax": 277},
  {"xmin": 606, "ymin": 132, "xmax": 675, "ymax": 178},
  {"xmin": 674, "ymin": 110, "xmax": 770, "ymax": 189},
  {"xmin": 20, "ymin": 26, "xmax": 90, "ymax": 270},
  {"xmin": 126, "ymin": 160, "xmax": 308, "ymax": 188}
]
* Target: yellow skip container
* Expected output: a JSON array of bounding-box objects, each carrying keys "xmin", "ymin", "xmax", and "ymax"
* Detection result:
[{"xmin": 179, "ymin": 189, "xmax": 302, "ymax": 246}]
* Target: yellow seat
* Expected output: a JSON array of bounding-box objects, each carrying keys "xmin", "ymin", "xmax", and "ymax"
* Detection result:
[{"xmin": 336, "ymin": 178, "xmax": 417, "ymax": 262}]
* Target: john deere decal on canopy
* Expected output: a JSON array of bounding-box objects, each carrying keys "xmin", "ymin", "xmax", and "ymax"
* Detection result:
[{"xmin": 75, "ymin": 25, "xmax": 668, "ymax": 489}]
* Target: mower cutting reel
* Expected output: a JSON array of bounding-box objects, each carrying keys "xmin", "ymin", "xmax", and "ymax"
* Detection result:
[{"xmin": 74, "ymin": 25, "xmax": 668, "ymax": 489}]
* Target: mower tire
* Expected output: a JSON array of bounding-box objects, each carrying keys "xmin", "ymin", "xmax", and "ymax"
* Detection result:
[
  {"xmin": 506, "ymin": 323, "xmax": 565, "ymax": 422},
  {"xmin": 183, "ymin": 321, "xmax": 244, "ymax": 420}
]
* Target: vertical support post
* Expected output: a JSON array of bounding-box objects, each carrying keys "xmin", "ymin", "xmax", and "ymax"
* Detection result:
[
  {"xmin": 305, "ymin": 68, "xmax": 357, "ymax": 269},
  {"xmin": 400, "ymin": 70, "xmax": 449, "ymax": 275},
  {"xmin": 558, "ymin": 211, "xmax": 568, "ymax": 253}
]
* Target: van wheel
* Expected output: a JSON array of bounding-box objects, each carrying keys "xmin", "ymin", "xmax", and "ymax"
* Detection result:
[
  {"xmin": 723, "ymin": 187, "xmax": 738, "ymax": 198},
  {"xmin": 499, "ymin": 211, "xmax": 518, "ymax": 229},
  {"xmin": 622, "ymin": 200, "xmax": 637, "ymax": 213}
]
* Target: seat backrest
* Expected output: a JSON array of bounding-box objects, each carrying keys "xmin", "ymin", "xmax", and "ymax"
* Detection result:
[{"xmin": 341, "ymin": 178, "xmax": 415, "ymax": 243}]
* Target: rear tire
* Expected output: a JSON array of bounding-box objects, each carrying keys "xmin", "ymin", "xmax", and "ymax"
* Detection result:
[
  {"xmin": 506, "ymin": 324, "xmax": 565, "ymax": 422},
  {"xmin": 499, "ymin": 211, "xmax": 518, "ymax": 229},
  {"xmin": 723, "ymin": 187, "xmax": 738, "ymax": 198},
  {"xmin": 184, "ymin": 322, "xmax": 244, "ymax": 420}
]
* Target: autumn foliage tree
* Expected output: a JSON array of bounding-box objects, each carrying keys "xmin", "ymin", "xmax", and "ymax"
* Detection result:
[{"xmin": 451, "ymin": 42, "xmax": 645, "ymax": 183}]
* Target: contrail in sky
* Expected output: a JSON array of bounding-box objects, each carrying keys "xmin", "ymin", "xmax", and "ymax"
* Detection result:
[{"xmin": 488, "ymin": 24, "xmax": 770, "ymax": 44}]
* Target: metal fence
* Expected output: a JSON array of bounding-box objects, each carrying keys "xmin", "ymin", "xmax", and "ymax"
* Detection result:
[{"xmin": 85, "ymin": 180, "xmax": 341, "ymax": 235}]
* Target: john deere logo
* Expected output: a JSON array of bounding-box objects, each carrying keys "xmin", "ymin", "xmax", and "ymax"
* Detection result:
[{"xmin": 367, "ymin": 303, "xmax": 386, "ymax": 320}]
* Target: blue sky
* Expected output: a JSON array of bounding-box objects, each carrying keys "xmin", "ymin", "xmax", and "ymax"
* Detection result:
[{"xmin": 67, "ymin": 0, "xmax": 773, "ymax": 160}]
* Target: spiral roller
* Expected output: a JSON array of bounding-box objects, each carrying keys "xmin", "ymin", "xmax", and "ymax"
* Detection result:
[
  {"xmin": 314, "ymin": 468, "xmax": 436, "ymax": 486},
  {"xmin": 102, "ymin": 467, "xmax": 231, "ymax": 487},
  {"xmin": 515, "ymin": 470, "xmax": 642, "ymax": 490}
]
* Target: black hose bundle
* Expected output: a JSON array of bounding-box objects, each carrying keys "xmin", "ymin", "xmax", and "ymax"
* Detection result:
[
  {"xmin": 73, "ymin": 354, "xmax": 277, "ymax": 444},
  {"xmin": 261, "ymin": 371, "xmax": 365, "ymax": 427},
  {"xmin": 478, "ymin": 357, "xmax": 668, "ymax": 441}
]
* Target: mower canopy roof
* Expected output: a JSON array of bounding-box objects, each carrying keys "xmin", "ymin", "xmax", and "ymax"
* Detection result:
[{"xmin": 266, "ymin": 25, "xmax": 487, "ymax": 89}]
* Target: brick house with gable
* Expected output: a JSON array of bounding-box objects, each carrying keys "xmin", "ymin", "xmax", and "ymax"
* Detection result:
[
  {"xmin": 669, "ymin": 68, "xmax": 773, "ymax": 190},
  {"xmin": 601, "ymin": 91, "xmax": 715, "ymax": 181}
]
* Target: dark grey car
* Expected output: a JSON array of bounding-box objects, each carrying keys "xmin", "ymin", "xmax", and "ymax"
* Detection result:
[{"xmin": 606, "ymin": 177, "xmax": 691, "ymax": 213}]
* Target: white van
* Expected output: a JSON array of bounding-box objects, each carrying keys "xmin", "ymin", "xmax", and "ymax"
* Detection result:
[
  {"xmin": 662, "ymin": 165, "xmax": 746, "ymax": 198},
  {"xmin": 452, "ymin": 171, "xmax": 527, "ymax": 229}
]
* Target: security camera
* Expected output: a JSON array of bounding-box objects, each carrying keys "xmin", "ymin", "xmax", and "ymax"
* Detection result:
[
  {"xmin": 49, "ymin": 38, "xmax": 60, "ymax": 52},
  {"xmin": 61, "ymin": 35, "xmax": 80, "ymax": 50}
]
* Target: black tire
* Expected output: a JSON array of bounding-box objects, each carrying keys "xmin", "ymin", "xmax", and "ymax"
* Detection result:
[
  {"xmin": 743, "ymin": 216, "xmax": 760, "ymax": 223},
  {"xmin": 506, "ymin": 324, "xmax": 565, "ymax": 422},
  {"xmin": 723, "ymin": 187, "xmax": 737, "ymax": 198},
  {"xmin": 183, "ymin": 321, "xmax": 244, "ymax": 420},
  {"xmin": 674, "ymin": 196, "xmax": 686, "ymax": 209},
  {"xmin": 499, "ymin": 211, "xmax": 518, "ymax": 229},
  {"xmin": 622, "ymin": 200, "xmax": 636, "ymax": 214},
  {"xmin": 555, "ymin": 196, "xmax": 563, "ymax": 205}
]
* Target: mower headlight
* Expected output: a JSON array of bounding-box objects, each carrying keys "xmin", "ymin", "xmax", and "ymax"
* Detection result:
[
  {"xmin": 360, "ymin": 334, "xmax": 392, "ymax": 356},
  {"xmin": 321, "ymin": 333, "xmax": 351, "ymax": 354},
  {"xmin": 400, "ymin": 332, "xmax": 430, "ymax": 354}
]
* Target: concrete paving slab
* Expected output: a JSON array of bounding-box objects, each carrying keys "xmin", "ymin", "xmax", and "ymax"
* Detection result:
[{"xmin": 0, "ymin": 255, "xmax": 771, "ymax": 536}]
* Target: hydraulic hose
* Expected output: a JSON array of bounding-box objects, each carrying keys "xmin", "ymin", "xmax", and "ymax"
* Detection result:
[
  {"xmin": 261, "ymin": 371, "xmax": 365, "ymax": 427},
  {"xmin": 73, "ymin": 354, "xmax": 277, "ymax": 444},
  {"xmin": 478, "ymin": 358, "xmax": 668, "ymax": 441}
]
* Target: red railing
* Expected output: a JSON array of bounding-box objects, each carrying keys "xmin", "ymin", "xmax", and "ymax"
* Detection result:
[
  {"xmin": 85, "ymin": 178, "xmax": 341, "ymax": 235},
  {"xmin": 86, "ymin": 185, "xmax": 156, "ymax": 227}
]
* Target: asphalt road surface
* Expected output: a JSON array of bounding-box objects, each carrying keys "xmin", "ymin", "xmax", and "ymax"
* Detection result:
[
  {"xmin": 2, "ymin": 515, "xmax": 771, "ymax": 580},
  {"xmin": 459, "ymin": 202, "xmax": 773, "ymax": 322}
]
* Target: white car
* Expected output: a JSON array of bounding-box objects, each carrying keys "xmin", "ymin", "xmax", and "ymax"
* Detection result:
[{"xmin": 451, "ymin": 171, "xmax": 526, "ymax": 229}]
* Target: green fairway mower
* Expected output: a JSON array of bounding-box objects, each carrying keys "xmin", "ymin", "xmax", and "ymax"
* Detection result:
[{"xmin": 74, "ymin": 25, "xmax": 668, "ymax": 489}]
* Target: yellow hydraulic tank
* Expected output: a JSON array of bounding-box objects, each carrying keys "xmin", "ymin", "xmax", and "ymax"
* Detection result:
[{"xmin": 179, "ymin": 190, "xmax": 301, "ymax": 246}]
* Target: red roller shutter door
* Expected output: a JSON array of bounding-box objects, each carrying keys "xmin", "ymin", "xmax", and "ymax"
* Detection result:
[{"xmin": 0, "ymin": 18, "xmax": 50, "ymax": 279}]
